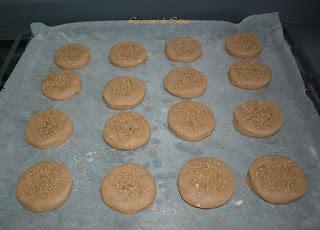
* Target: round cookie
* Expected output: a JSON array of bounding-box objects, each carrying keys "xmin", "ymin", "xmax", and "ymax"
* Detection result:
[
  {"xmin": 225, "ymin": 32, "xmax": 262, "ymax": 58},
  {"xmin": 109, "ymin": 41, "xmax": 147, "ymax": 68},
  {"xmin": 100, "ymin": 163, "xmax": 156, "ymax": 215},
  {"xmin": 177, "ymin": 157, "xmax": 235, "ymax": 208},
  {"xmin": 16, "ymin": 161, "xmax": 73, "ymax": 212},
  {"xmin": 164, "ymin": 67, "xmax": 208, "ymax": 99},
  {"xmin": 247, "ymin": 155, "xmax": 307, "ymax": 204},
  {"xmin": 103, "ymin": 112, "xmax": 151, "ymax": 150},
  {"xmin": 165, "ymin": 36, "xmax": 202, "ymax": 62},
  {"xmin": 167, "ymin": 101, "xmax": 215, "ymax": 141},
  {"xmin": 102, "ymin": 76, "xmax": 146, "ymax": 110},
  {"xmin": 54, "ymin": 43, "xmax": 91, "ymax": 69},
  {"xmin": 233, "ymin": 100, "xmax": 283, "ymax": 138},
  {"xmin": 25, "ymin": 108, "xmax": 73, "ymax": 149},
  {"xmin": 41, "ymin": 70, "xmax": 82, "ymax": 100},
  {"xmin": 228, "ymin": 59, "xmax": 272, "ymax": 90}
]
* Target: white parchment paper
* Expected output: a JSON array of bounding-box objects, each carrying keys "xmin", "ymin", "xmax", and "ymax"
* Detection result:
[{"xmin": 0, "ymin": 13, "xmax": 320, "ymax": 230}]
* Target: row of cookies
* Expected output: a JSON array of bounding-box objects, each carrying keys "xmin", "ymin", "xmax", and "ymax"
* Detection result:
[
  {"xmin": 16, "ymin": 154, "xmax": 307, "ymax": 213},
  {"xmin": 24, "ymin": 98, "xmax": 284, "ymax": 151}
]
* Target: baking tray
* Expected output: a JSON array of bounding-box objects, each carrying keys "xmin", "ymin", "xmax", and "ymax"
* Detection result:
[
  {"xmin": 0, "ymin": 33, "xmax": 32, "ymax": 91},
  {"xmin": 0, "ymin": 13, "xmax": 320, "ymax": 230},
  {"xmin": 282, "ymin": 27, "xmax": 320, "ymax": 115}
]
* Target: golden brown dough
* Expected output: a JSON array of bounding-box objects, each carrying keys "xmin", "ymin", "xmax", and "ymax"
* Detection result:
[
  {"xmin": 167, "ymin": 101, "xmax": 215, "ymax": 141},
  {"xmin": 16, "ymin": 161, "xmax": 73, "ymax": 212},
  {"xmin": 100, "ymin": 163, "xmax": 156, "ymax": 215},
  {"xmin": 247, "ymin": 155, "xmax": 307, "ymax": 204},
  {"xmin": 109, "ymin": 41, "xmax": 147, "ymax": 68},
  {"xmin": 233, "ymin": 100, "xmax": 283, "ymax": 138},
  {"xmin": 102, "ymin": 76, "xmax": 146, "ymax": 110},
  {"xmin": 103, "ymin": 112, "xmax": 151, "ymax": 150},
  {"xmin": 177, "ymin": 157, "xmax": 235, "ymax": 208},
  {"xmin": 25, "ymin": 108, "xmax": 73, "ymax": 149},
  {"xmin": 41, "ymin": 70, "xmax": 82, "ymax": 100},
  {"xmin": 164, "ymin": 67, "xmax": 207, "ymax": 99},
  {"xmin": 54, "ymin": 43, "xmax": 91, "ymax": 69},
  {"xmin": 165, "ymin": 36, "xmax": 202, "ymax": 62},
  {"xmin": 225, "ymin": 32, "xmax": 262, "ymax": 58},
  {"xmin": 228, "ymin": 59, "xmax": 272, "ymax": 90}
]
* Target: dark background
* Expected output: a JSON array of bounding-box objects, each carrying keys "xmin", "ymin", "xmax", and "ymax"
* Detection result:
[{"xmin": 1, "ymin": 0, "xmax": 320, "ymax": 37}]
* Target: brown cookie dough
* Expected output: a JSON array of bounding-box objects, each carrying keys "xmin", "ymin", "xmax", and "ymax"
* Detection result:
[
  {"xmin": 100, "ymin": 163, "xmax": 156, "ymax": 215},
  {"xmin": 228, "ymin": 59, "xmax": 272, "ymax": 90},
  {"xmin": 41, "ymin": 70, "xmax": 82, "ymax": 100},
  {"xmin": 16, "ymin": 161, "xmax": 73, "ymax": 212},
  {"xmin": 109, "ymin": 41, "xmax": 147, "ymax": 68},
  {"xmin": 225, "ymin": 32, "xmax": 262, "ymax": 58},
  {"xmin": 177, "ymin": 157, "xmax": 235, "ymax": 208},
  {"xmin": 167, "ymin": 101, "xmax": 215, "ymax": 141},
  {"xmin": 102, "ymin": 76, "xmax": 146, "ymax": 110},
  {"xmin": 103, "ymin": 112, "xmax": 151, "ymax": 150},
  {"xmin": 164, "ymin": 67, "xmax": 208, "ymax": 99},
  {"xmin": 25, "ymin": 108, "xmax": 73, "ymax": 149},
  {"xmin": 54, "ymin": 43, "xmax": 91, "ymax": 69},
  {"xmin": 165, "ymin": 36, "xmax": 202, "ymax": 62},
  {"xmin": 233, "ymin": 100, "xmax": 283, "ymax": 138},
  {"xmin": 247, "ymin": 155, "xmax": 307, "ymax": 204}
]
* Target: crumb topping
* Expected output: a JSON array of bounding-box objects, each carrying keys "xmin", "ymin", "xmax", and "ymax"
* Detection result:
[
  {"xmin": 110, "ymin": 166, "xmax": 148, "ymax": 198},
  {"xmin": 169, "ymin": 37, "xmax": 200, "ymax": 56},
  {"xmin": 56, "ymin": 44, "xmax": 88, "ymax": 61},
  {"xmin": 19, "ymin": 162, "xmax": 69, "ymax": 201},
  {"xmin": 28, "ymin": 109, "xmax": 68, "ymax": 139},
  {"xmin": 229, "ymin": 33, "xmax": 260, "ymax": 51},
  {"xmin": 168, "ymin": 67, "xmax": 206, "ymax": 90},
  {"xmin": 107, "ymin": 76, "xmax": 144, "ymax": 97},
  {"xmin": 42, "ymin": 70, "xmax": 76, "ymax": 91},
  {"xmin": 233, "ymin": 60, "xmax": 269, "ymax": 81},
  {"xmin": 108, "ymin": 112, "xmax": 146, "ymax": 141},
  {"xmin": 173, "ymin": 102, "xmax": 212, "ymax": 132},
  {"xmin": 183, "ymin": 158, "xmax": 233, "ymax": 194},
  {"xmin": 253, "ymin": 156, "xmax": 305, "ymax": 193},
  {"xmin": 112, "ymin": 42, "xmax": 145, "ymax": 60},
  {"xmin": 239, "ymin": 101, "xmax": 279, "ymax": 129}
]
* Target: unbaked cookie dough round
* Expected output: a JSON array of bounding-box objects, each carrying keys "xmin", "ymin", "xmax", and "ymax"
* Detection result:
[
  {"xmin": 225, "ymin": 32, "xmax": 262, "ymax": 58},
  {"xmin": 164, "ymin": 67, "xmax": 207, "ymax": 99},
  {"xmin": 103, "ymin": 112, "xmax": 151, "ymax": 150},
  {"xmin": 109, "ymin": 41, "xmax": 147, "ymax": 68},
  {"xmin": 228, "ymin": 59, "xmax": 272, "ymax": 90},
  {"xmin": 233, "ymin": 100, "xmax": 283, "ymax": 138},
  {"xmin": 165, "ymin": 36, "xmax": 202, "ymax": 62},
  {"xmin": 168, "ymin": 101, "xmax": 215, "ymax": 141},
  {"xmin": 247, "ymin": 155, "xmax": 307, "ymax": 204},
  {"xmin": 16, "ymin": 161, "xmax": 73, "ymax": 212},
  {"xmin": 102, "ymin": 76, "xmax": 146, "ymax": 110},
  {"xmin": 54, "ymin": 43, "xmax": 91, "ymax": 69},
  {"xmin": 100, "ymin": 163, "xmax": 156, "ymax": 215},
  {"xmin": 25, "ymin": 108, "xmax": 73, "ymax": 149},
  {"xmin": 177, "ymin": 157, "xmax": 235, "ymax": 208},
  {"xmin": 41, "ymin": 70, "xmax": 82, "ymax": 100}
]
